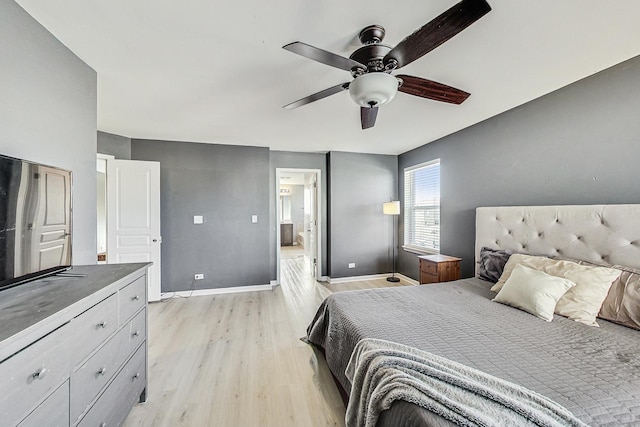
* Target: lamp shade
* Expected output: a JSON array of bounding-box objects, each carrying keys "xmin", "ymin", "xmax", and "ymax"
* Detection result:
[
  {"xmin": 349, "ymin": 73, "xmax": 399, "ymax": 107},
  {"xmin": 383, "ymin": 201, "xmax": 400, "ymax": 215}
]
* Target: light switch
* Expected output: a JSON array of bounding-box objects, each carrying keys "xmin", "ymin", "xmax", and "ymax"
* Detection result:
[
  {"xmin": 193, "ymin": 215, "xmax": 203, "ymax": 224},
  {"xmin": 251, "ymin": 215, "xmax": 258, "ymax": 223}
]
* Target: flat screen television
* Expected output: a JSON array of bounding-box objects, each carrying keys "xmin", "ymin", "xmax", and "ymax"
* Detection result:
[{"xmin": 0, "ymin": 154, "xmax": 72, "ymax": 291}]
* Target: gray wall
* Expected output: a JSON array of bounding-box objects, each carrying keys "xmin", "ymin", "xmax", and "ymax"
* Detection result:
[
  {"xmin": 131, "ymin": 139, "xmax": 271, "ymax": 292},
  {"xmin": 269, "ymin": 151, "xmax": 328, "ymax": 278},
  {"xmin": 328, "ymin": 151, "xmax": 398, "ymax": 278},
  {"xmin": 398, "ymin": 55, "xmax": 640, "ymax": 281},
  {"xmin": 97, "ymin": 131, "xmax": 131, "ymax": 159},
  {"xmin": 0, "ymin": 0, "xmax": 97, "ymax": 265}
]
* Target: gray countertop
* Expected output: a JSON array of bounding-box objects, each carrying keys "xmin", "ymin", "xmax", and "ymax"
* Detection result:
[{"xmin": 0, "ymin": 263, "xmax": 150, "ymax": 362}]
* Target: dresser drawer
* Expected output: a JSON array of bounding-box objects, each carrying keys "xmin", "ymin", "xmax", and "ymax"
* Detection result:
[
  {"xmin": 0, "ymin": 324, "xmax": 72, "ymax": 427},
  {"xmin": 119, "ymin": 276, "xmax": 146, "ymax": 325},
  {"xmin": 69, "ymin": 294, "xmax": 118, "ymax": 368},
  {"xmin": 17, "ymin": 380, "xmax": 69, "ymax": 427},
  {"xmin": 70, "ymin": 322, "xmax": 131, "ymax": 422},
  {"xmin": 128, "ymin": 309, "xmax": 146, "ymax": 356},
  {"xmin": 77, "ymin": 345, "xmax": 146, "ymax": 427}
]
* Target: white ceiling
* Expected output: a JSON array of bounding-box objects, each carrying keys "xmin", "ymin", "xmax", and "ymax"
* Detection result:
[{"xmin": 16, "ymin": 0, "xmax": 640, "ymax": 155}]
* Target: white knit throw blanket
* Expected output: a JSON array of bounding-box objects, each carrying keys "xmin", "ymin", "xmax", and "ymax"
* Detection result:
[{"xmin": 345, "ymin": 338, "xmax": 589, "ymax": 427}]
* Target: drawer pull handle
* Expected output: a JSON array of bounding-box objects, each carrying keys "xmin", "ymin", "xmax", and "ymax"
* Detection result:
[
  {"xmin": 132, "ymin": 295, "xmax": 140, "ymax": 301},
  {"xmin": 132, "ymin": 330, "xmax": 140, "ymax": 337},
  {"xmin": 132, "ymin": 373, "xmax": 140, "ymax": 380},
  {"xmin": 97, "ymin": 367, "xmax": 107, "ymax": 376},
  {"xmin": 97, "ymin": 321, "xmax": 108, "ymax": 329},
  {"xmin": 32, "ymin": 367, "xmax": 48, "ymax": 380}
]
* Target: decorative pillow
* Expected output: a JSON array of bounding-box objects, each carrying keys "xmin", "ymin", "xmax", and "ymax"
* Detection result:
[
  {"xmin": 598, "ymin": 265, "xmax": 640, "ymax": 331},
  {"xmin": 491, "ymin": 254, "xmax": 556, "ymax": 293},
  {"xmin": 494, "ymin": 255, "xmax": 621, "ymax": 326},
  {"xmin": 554, "ymin": 258, "xmax": 640, "ymax": 330},
  {"xmin": 544, "ymin": 260, "xmax": 621, "ymax": 326},
  {"xmin": 477, "ymin": 247, "xmax": 512, "ymax": 283},
  {"xmin": 493, "ymin": 264, "xmax": 575, "ymax": 322}
]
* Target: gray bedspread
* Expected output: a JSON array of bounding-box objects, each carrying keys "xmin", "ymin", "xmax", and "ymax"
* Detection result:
[
  {"xmin": 346, "ymin": 338, "xmax": 587, "ymax": 427},
  {"xmin": 306, "ymin": 278, "xmax": 640, "ymax": 426}
]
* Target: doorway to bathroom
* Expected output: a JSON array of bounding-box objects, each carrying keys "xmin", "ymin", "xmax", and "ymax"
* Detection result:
[{"xmin": 275, "ymin": 168, "xmax": 321, "ymax": 285}]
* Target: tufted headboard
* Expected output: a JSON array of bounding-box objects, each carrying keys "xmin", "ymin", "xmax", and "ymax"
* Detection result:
[{"xmin": 475, "ymin": 205, "xmax": 640, "ymax": 273}]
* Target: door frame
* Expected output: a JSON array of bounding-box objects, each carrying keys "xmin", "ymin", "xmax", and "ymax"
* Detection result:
[{"xmin": 275, "ymin": 168, "xmax": 322, "ymax": 284}]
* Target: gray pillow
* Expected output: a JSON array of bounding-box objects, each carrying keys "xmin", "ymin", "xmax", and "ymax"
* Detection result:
[{"xmin": 478, "ymin": 247, "xmax": 512, "ymax": 283}]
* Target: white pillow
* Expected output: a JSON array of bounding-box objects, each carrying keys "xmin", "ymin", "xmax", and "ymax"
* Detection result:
[
  {"xmin": 493, "ymin": 255, "xmax": 620, "ymax": 326},
  {"xmin": 491, "ymin": 254, "xmax": 556, "ymax": 293},
  {"xmin": 546, "ymin": 260, "xmax": 620, "ymax": 326},
  {"xmin": 493, "ymin": 264, "xmax": 576, "ymax": 322}
]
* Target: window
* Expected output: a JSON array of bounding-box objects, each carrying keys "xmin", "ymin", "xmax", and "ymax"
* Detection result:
[{"xmin": 403, "ymin": 159, "xmax": 440, "ymax": 253}]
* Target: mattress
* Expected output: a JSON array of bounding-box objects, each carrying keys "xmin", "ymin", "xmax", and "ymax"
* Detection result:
[{"xmin": 307, "ymin": 278, "xmax": 640, "ymax": 426}]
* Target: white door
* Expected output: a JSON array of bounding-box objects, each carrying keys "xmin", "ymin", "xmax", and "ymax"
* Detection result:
[{"xmin": 107, "ymin": 159, "xmax": 161, "ymax": 302}]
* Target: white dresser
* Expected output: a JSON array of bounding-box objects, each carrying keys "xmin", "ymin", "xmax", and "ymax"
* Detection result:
[{"xmin": 0, "ymin": 263, "xmax": 150, "ymax": 427}]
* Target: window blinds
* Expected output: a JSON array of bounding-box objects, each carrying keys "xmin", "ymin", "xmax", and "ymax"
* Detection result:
[{"xmin": 404, "ymin": 159, "xmax": 440, "ymax": 252}]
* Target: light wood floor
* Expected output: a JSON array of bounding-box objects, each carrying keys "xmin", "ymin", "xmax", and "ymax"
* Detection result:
[{"xmin": 123, "ymin": 250, "xmax": 409, "ymax": 427}]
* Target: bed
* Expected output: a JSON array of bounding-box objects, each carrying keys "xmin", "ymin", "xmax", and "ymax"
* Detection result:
[{"xmin": 307, "ymin": 205, "xmax": 640, "ymax": 426}]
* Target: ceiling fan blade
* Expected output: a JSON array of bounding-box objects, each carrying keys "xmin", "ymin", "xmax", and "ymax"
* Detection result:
[
  {"xmin": 397, "ymin": 74, "xmax": 470, "ymax": 104},
  {"xmin": 361, "ymin": 106, "xmax": 379, "ymax": 130},
  {"xmin": 283, "ymin": 82, "xmax": 350, "ymax": 109},
  {"xmin": 283, "ymin": 42, "xmax": 367, "ymax": 72},
  {"xmin": 384, "ymin": 0, "xmax": 491, "ymax": 69}
]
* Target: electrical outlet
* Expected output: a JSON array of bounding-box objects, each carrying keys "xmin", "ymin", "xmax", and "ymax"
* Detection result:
[
  {"xmin": 348, "ymin": 263, "xmax": 356, "ymax": 269},
  {"xmin": 194, "ymin": 273, "xmax": 204, "ymax": 280}
]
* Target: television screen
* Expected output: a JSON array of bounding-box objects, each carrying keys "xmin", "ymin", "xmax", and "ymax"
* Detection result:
[{"xmin": 0, "ymin": 154, "xmax": 72, "ymax": 291}]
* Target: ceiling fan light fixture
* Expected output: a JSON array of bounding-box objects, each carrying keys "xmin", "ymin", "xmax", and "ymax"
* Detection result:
[{"xmin": 349, "ymin": 73, "xmax": 399, "ymax": 108}]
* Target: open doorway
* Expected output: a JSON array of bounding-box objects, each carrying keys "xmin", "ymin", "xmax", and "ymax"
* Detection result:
[
  {"xmin": 96, "ymin": 154, "xmax": 113, "ymax": 264},
  {"xmin": 276, "ymin": 168, "xmax": 321, "ymax": 285}
]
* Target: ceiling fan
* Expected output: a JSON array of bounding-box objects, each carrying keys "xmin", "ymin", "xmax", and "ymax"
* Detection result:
[{"xmin": 282, "ymin": 0, "xmax": 491, "ymax": 130}]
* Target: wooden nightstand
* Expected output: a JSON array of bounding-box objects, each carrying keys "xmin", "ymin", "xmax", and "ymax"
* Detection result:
[{"xmin": 418, "ymin": 254, "xmax": 462, "ymax": 284}]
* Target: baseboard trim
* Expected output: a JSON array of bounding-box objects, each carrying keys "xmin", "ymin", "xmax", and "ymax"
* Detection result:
[
  {"xmin": 397, "ymin": 274, "xmax": 419, "ymax": 286},
  {"xmin": 161, "ymin": 284, "xmax": 273, "ymax": 299},
  {"xmin": 328, "ymin": 273, "xmax": 417, "ymax": 285},
  {"xmin": 328, "ymin": 273, "xmax": 387, "ymax": 284}
]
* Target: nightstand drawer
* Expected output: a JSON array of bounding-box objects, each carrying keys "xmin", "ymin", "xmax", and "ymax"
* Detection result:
[
  {"xmin": 418, "ymin": 254, "xmax": 462, "ymax": 284},
  {"xmin": 420, "ymin": 272, "xmax": 438, "ymax": 284},
  {"xmin": 420, "ymin": 260, "xmax": 437, "ymax": 275}
]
